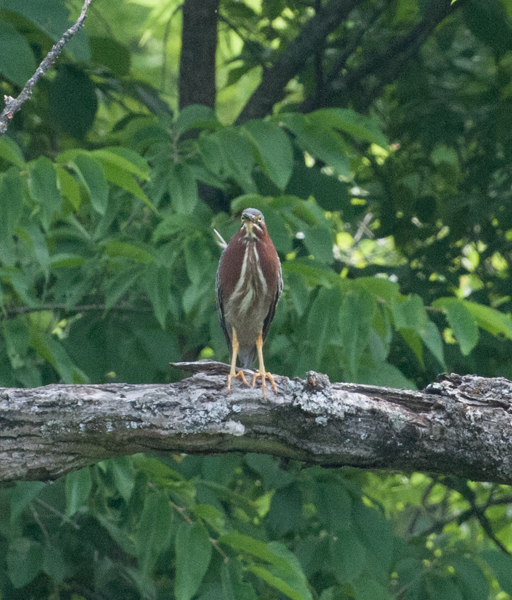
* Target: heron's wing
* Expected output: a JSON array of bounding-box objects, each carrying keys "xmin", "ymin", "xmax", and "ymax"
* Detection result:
[
  {"xmin": 262, "ymin": 261, "xmax": 283, "ymax": 342},
  {"xmin": 216, "ymin": 263, "xmax": 232, "ymax": 350}
]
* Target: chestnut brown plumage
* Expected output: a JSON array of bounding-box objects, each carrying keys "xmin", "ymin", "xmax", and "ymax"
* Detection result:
[{"xmin": 216, "ymin": 208, "xmax": 282, "ymax": 396}]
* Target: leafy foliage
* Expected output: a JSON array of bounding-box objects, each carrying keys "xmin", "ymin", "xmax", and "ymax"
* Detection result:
[{"xmin": 1, "ymin": 0, "xmax": 512, "ymax": 597}]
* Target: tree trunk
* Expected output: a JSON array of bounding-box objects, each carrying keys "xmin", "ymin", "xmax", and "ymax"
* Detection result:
[
  {"xmin": 1, "ymin": 362, "xmax": 512, "ymax": 484},
  {"xmin": 179, "ymin": 0, "xmax": 219, "ymax": 109}
]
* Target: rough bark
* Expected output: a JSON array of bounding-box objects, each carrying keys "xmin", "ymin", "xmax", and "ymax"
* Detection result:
[
  {"xmin": 2, "ymin": 363, "xmax": 512, "ymax": 485},
  {"xmin": 179, "ymin": 0, "xmax": 219, "ymax": 109}
]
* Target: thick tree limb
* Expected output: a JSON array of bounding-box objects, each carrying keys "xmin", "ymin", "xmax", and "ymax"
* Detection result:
[
  {"xmin": 236, "ymin": 0, "xmax": 363, "ymax": 124},
  {"xmin": 2, "ymin": 364, "xmax": 512, "ymax": 484},
  {"xmin": 0, "ymin": 0, "xmax": 92, "ymax": 138}
]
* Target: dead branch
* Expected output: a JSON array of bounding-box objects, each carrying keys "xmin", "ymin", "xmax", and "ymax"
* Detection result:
[
  {"xmin": 0, "ymin": 0, "xmax": 93, "ymax": 137},
  {"xmin": 0, "ymin": 364, "xmax": 512, "ymax": 484}
]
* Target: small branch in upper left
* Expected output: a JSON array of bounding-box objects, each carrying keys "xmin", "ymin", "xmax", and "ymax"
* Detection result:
[{"xmin": 0, "ymin": 0, "xmax": 93, "ymax": 138}]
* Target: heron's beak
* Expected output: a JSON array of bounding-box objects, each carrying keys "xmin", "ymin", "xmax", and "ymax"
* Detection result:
[{"xmin": 242, "ymin": 215, "xmax": 257, "ymax": 234}]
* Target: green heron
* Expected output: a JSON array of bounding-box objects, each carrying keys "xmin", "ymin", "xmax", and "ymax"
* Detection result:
[{"xmin": 216, "ymin": 208, "xmax": 282, "ymax": 397}]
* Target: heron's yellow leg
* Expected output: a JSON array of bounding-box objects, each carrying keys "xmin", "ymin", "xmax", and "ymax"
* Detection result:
[
  {"xmin": 227, "ymin": 328, "xmax": 249, "ymax": 392},
  {"xmin": 251, "ymin": 332, "xmax": 277, "ymax": 398}
]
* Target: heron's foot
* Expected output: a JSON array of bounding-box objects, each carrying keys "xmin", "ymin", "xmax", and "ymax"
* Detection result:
[
  {"xmin": 252, "ymin": 370, "xmax": 278, "ymax": 398},
  {"xmin": 227, "ymin": 369, "xmax": 249, "ymax": 393}
]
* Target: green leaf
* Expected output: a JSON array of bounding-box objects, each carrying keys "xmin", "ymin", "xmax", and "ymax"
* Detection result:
[
  {"xmin": 0, "ymin": 168, "xmax": 24, "ymax": 266},
  {"xmin": 169, "ymin": 163, "xmax": 198, "ymax": 214},
  {"xmin": 358, "ymin": 277, "xmax": 401, "ymax": 302},
  {"xmin": 339, "ymin": 290, "xmax": 376, "ymax": 380},
  {"xmin": 0, "ymin": 168, "xmax": 24, "ymax": 235},
  {"xmin": 400, "ymin": 329, "xmax": 424, "ymax": 367},
  {"xmin": 358, "ymin": 361, "xmax": 416, "ymax": 390},
  {"xmin": 71, "ymin": 154, "xmax": 109, "ymax": 214},
  {"xmin": 330, "ymin": 529, "xmax": 366, "ymax": 583},
  {"xmin": 221, "ymin": 560, "xmax": 258, "ymax": 600},
  {"xmin": 418, "ymin": 320, "xmax": 445, "ymax": 369},
  {"xmin": 193, "ymin": 504, "xmax": 226, "ymax": 533},
  {"xmin": 315, "ymin": 482, "xmax": 352, "ymax": 533},
  {"xmin": 219, "ymin": 531, "xmax": 291, "ymax": 569},
  {"xmin": 28, "ymin": 156, "xmax": 62, "ymax": 230},
  {"xmin": 266, "ymin": 542, "xmax": 313, "ymax": 600},
  {"xmin": 431, "ymin": 145, "xmax": 459, "ymax": 170},
  {"xmin": 309, "ymin": 108, "xmax": 388, "ymax": 148},
  {"xmin": 481, "ymin": 550, "xmax": 512, "ymax": 595},
  {"xmin": 425, "ymin": 574, "xmax": 463, "ymax": 600},
  {"xmin": 110, "ymin": 456, "xmax": 136, "ymax": 502},
  {"xmin": 462, "ymin": 301, "xmax": 512, "ymax": 339},
  {"xmin": 3, "ymin": 316, "xmax": 30, "ymax": 370},
  {"xmin": 145, "ymin": 263, "xmax": 172, "ymax": 328},
  {"xmin": 95, "ymin": 513, "xmax": 136, "ymax": 556},
  {"xmin": 43, "ymin": 544, "xmax": 68, "ymax": 584},
  {"xmin": 246, "ymin": 545, "xmax": 313, "ymax": 600},
  {"xmin": 90, "ymin": 36, "xmax": 131, "ymax": 76},
  {"xmin": 266, "ymin": 483, "xmax": 303, "ymax": 536},
  {"xmin": 49, "ymin": 65, "xmax": 97, "ymax": 139},
  {"xmin": 57, "ymin": 167, "xmax": 81, "ymax": 209},
  {"xmin": 307, "ymin": 287, "xmax": 343, "ymax": 367},
  {"xmin": 0, "ymin": 22, "xmax": 36, "ymax": 86},
  {"xmin": 7, "ymin": 537, "xmax": 43, "ymax": 588},
  {"xmin": 175, "ymin": 520, "xmax": 212, "ymax": 600},
  {"xmin": 248, "ymin": 565, "xmax": 303, "ymax": 600},
  {"xmin": 281, "ymin": 113, "xmax": 351, "ymax": 178},
  {"xmin": 104, "ymin": 240, "xmax": 154, "ymax": 264},
  {"xmin": 217, "ymin": 127, "xmax": 257, "ymax": 193},
  {"xmin": 463, "ymin": 0, "xmax": 512, "ymax": 54},
  {"xmin": 65, "ymin": 467, "xmax": 92, "ymax": 517},
  {"xmin": 302, "ymin": 224, "xmax": 334, "ymax": 263},
  {"xmin": 23, "ymin": 223, "xmax": 51, "ymax": 276},
  {"xmin": 0, "ymin": 136, "xmax": 25, "ymax": 167},
  {"xmin": 352, "ymin": 577, "xmax": 393, "ymax": 600},
  {"xmin": 104, "ymin": 266, "xmax": 144, "ymax": 312},
  {"xmin": 11, "ymin": 481, "xmax": 45, "ymax": 524},
  {"xmin": 3, "ymin": 0, "xmax": 90, "ymax": 60},
  {"xmin": 92, "ymin": 147, "xmax": 150, "ymax": 181},
  {"xmin": 175, "ymin": 104, "xmax": 219, "ymax": 136},
  {"xmin": 390, "ymin": 294, "xmax": 427, "ymax": 330},
  {"xmin": 101, "ymin": 160, "xmax": 156, "ymax": 212},
  {"xmin": 50, "ymin": 253, "xmax": 86, "ymax": 269},
  {"xmin": 43, "ymin": 545, "xmax": 71, "ymax": 585},
  {"xmin": 136, "ymin": 492, "xmax": 173, "ymax": 575},
  {"xmin": 450, "ymin": 556, "xmax": 489, "ymax": 600},
  {"xmin": 352, "ymin": 502, "xmax": 394, "ymax": 573},
  {"xmin": 287, "ymin": 272, "xmax": 310, "ymax": 317},
  {"xmin": 30, "ymin": 332, "xmax": 76, "ymax": 383},
  {"xmin": 433, "ymin": 298, "xmax": 479, "ymax": 355},
  {"xmin": 244, "ymin": 120, "xmax": 293, "ymax": 190}
]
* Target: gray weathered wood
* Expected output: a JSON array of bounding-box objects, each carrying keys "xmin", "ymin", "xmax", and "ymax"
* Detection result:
[{"xmin": 1, "ymin": 362, "xmax": 511, "ymax": 483}]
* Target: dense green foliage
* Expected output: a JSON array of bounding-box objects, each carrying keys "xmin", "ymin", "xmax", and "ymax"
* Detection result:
[{"xmin": 1, "ymin": 0, "xmax": 512, "ymax": 598}]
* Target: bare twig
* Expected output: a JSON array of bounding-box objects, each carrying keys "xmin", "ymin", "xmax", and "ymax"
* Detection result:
[
  {"xmin": 0, "ymin": 0, "xmax": 93, "ymax": 138},
  {"xmin": 1, "ymin": 302, "xmax": 153, "ymax": 321}
]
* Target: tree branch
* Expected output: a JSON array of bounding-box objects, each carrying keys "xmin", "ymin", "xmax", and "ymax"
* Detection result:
[
  {"xmin": 0, "ymin": 0, "xmax": 93, "ymax": 138},
  {"xmin": 236, "ymin": 0, "xmax": 363, "ymax": 124},
  {"xmin": 342, "ymin": 0, "xmax": 466, "ymax": 112},
  {"xmin": 2, "ymin": 365, "xmax": 512, "ymax": 485},
  {"xmin": 0, "ymin": 303, "xmax": 153, "ymax": 321}
]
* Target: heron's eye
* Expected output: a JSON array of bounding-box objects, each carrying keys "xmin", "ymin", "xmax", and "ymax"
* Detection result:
[{"xmin": 257, "ymin": 216, "xmax": 262, "ymax": 222}]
